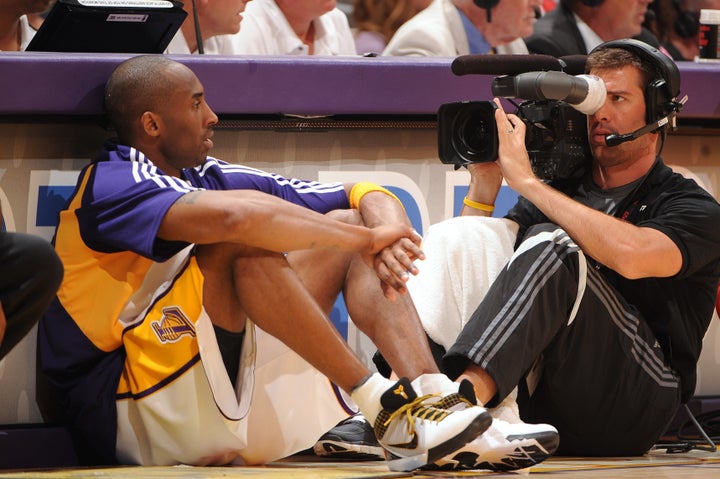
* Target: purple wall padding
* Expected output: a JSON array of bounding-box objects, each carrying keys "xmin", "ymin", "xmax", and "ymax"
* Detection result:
[{"xmin": 1, "ymin": 52, "xmax": 718, "ymax": 118}]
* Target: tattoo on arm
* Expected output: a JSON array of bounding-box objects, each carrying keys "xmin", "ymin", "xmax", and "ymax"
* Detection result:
[{"xmin": 177, "ymin": 190, "xmax": 204, "ymax": 205}]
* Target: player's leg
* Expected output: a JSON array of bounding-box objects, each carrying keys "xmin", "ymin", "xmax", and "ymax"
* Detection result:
[
  {"xmin": 197, "ymin": 241, "xmax": 492, "ymax": 471},
  {"xmin": 198, "ymin": 241, "xmax": 367, "ymax": 392},
  {"xmin": 287, "ymin": 209, "xmax": 439, "ymax": 380}
]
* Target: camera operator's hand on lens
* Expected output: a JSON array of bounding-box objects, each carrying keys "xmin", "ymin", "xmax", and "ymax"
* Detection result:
[
  {"xmin": 493, "ymin": 98, "xmax": 537, "ymax": 192},
  {"xmin": 369, "ymin": 227, "xmax": 424, "ymax": 300}
]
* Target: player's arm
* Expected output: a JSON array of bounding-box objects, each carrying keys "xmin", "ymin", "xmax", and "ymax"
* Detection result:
[
  {"xmin": 343, "ymin": 182, "xmax": 424, "ymax": 297},
  {"xmin": 158, "ymin": 189, "xmax": 415, "ymax": 256}
]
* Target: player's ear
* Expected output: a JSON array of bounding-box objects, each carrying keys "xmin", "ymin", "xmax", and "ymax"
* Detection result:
[{"xmin": 141, "ymin": 111, "xmax": 161, "ymax": 137}]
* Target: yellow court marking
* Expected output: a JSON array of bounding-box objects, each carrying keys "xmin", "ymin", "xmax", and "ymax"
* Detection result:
[
  {"xmin": 0, "ymin": 464, "xmax": 409, "ymax": 479},
  {"xmin": 2, "ymin": 450, "xmax": 720, "ymax": 479}
]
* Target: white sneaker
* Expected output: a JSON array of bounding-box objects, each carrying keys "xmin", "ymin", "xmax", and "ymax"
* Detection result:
[
  {"xmin": 428, "ymin": 418, "xmax": 559, "ymax": 471},
  {"xmin": 374, "ymin": 377, "xmax": 492, "ymax": 472},
  {"xmin": 312, "ymin": 378, "xmax": 485, "ymax": 463}
]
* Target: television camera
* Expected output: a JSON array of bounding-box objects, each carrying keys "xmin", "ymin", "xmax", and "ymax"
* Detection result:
[{"xmin": 438, "ymin": 57, "xmax": 606, "ymax": 181}]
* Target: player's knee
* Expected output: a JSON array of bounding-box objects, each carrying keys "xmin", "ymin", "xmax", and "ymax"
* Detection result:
[
  {"xmin": 326, "ymin": 208, "xmax": 363, "ymax": 226},
  {"xmin": 196, "ymin": 242, "xmax": 282, "ymax": 274}
]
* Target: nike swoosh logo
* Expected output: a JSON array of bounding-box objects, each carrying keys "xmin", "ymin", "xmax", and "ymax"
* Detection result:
[{"xmin": 385, "ymin": 432, "xmax": 419, "ymax": 450}]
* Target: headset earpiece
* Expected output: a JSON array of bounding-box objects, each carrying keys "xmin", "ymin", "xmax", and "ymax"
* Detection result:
[
  {"xmin": 673, "ymin": 0, "xmax": 700, "ymax": 38},
  {"xmin": 472, "ymin": 0, "xmax": 500, "ymax": 22},
  {"xmin": 646, "ymin": 78, "xmax": 672, "ymax": 125},
  {"xmin": 472, "ymin": 0, "xmax": 500, "ymax": 9}
]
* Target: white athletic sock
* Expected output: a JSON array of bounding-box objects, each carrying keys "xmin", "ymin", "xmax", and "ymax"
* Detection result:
[
  {"xmin": 410, "ymin": 373, "xmax": 456, "ymax": 398},
  {"xmin": 350, "ymin": 372, "xmax": 396, "ymax": 425}
]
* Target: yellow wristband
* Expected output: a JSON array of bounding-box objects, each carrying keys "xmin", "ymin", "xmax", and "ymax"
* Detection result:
[
  {"xmin": 463, "ymin": 197, "xmax": 495, "ymax": 212},
  {"xmin": 349, "ymin": 182, "xmax": 403, "ymax": 210}
]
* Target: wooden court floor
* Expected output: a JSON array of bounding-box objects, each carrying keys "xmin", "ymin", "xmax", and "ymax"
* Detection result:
[{"xmin": 2, "ymin": 449, "xmax": 720, "ymax": 479}]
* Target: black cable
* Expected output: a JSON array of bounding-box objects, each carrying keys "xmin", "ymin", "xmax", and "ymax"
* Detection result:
[
  {"xmin": 655, "ymin": 405, "xmax": 720, "ymax": 453},
  {"xmin": 191, "ymin": 0, "xmax": 204, "ymax": 54}
]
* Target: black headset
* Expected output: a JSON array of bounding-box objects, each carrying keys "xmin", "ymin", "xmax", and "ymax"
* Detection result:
[
  {"xmin": 673, "ymin": 0, "xmax": 700, "ymax": 38},
  {"xmin": 472, "ymin": 0, "xmax": 499, "ymax": 9},
  {"xmin": 591, "ymin": 39, "xmax": 682, "ymax": 127},
  {"xmin": 472, "ymin": 0, "xmax": 499, "ymax": 22}
]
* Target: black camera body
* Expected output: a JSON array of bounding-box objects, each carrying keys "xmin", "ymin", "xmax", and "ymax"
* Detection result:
[{"xmin": 438, "ymin": 97, "xmax": 591, "ymax": 181}]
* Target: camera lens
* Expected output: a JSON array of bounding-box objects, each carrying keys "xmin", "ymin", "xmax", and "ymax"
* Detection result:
[
  {"xmin": 451, "ymin": 102, "xmax": 498, "ymax": 163},
  {"xmin": 438, "ymin": 101, "xmax": 498, "ymax": 165},
  {"xmin": 460, "ymin": 117, "xmax": 493, "ymax": 156}
]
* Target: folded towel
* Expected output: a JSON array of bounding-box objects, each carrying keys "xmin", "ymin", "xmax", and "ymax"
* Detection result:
[{"xmin": 407, "ymin": 216, "xmax": 519, "ymax": 352}]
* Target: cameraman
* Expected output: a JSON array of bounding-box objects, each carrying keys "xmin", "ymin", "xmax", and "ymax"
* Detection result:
[{"xmin": 429, "ymin": 38, "xmax": 720, "ymax": 458}]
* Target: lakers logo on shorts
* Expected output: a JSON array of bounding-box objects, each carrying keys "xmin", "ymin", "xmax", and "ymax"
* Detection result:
[{"xmin": 151, "ymin": 306, "xmax": 196, "ymax": 343}]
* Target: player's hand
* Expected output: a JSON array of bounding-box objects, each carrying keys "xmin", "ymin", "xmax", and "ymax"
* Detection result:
[
  {"xmin": 374, "ymin": 235, "xmax": 425, "ymax": 300},
  {"xmin": 366, "ymin": 226, "xmax": 424, "ymax": 300}
]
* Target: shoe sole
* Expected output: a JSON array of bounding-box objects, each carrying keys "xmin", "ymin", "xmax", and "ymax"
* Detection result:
[
  {"xmin": 385, "ymin": 409, "xmax": 493, "ymax": 472},
  {"xmin": 428, "ymin": 430, "xmax": 560, "ymax": 472},
  {"xmin": 312, "ymin": 440, "xmax": 384, "ymax": 461}
]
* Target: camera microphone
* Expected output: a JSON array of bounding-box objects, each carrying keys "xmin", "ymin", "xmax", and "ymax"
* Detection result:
[
  {"xmin": 558, "ymin": 55, "xmax": 587, "ymax": 75},
  {"xmin": 452, "ymin": 54, "xmax": 589, "ymax": 77},
  {"xmin": 451, "ymin": 54, "xmax": 570, "ymax": 76},
  {"xmin": 492, "ymin": 71, "xmax": 606, "ymax": 115}
]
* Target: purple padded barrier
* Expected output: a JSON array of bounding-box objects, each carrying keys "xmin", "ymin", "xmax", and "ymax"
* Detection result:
[
  {"xmin": 0, "ymin": 52, "xmax": 718, "ymax": 118},
  {"xmin": 0, "ymin": 52, "xmax": 488, "ymax": 116}
]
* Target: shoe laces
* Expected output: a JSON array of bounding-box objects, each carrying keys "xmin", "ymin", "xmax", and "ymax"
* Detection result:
[
  {"xmin": 433, "ymin": 392, "xmax": 476, "ymax": 411},
  {"xmin": 382, "ymin": 393, "xmax": 452, "ymax": 437}
]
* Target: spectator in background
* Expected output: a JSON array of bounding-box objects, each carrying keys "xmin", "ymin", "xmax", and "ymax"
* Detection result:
[
  {"xmin": 525, "ymin": 0, "xmax": 659, "ymax": 56},
  {"xmin": 0, "ymin": 0, "xmax": 52, "ymax": 51},
  {"xmin": 352, "ymin": 0, "xmax": 431, "ymax": 55},
  {"xmin": 645, "ymin": 0, "xmax": 720, "ymax": 61},
  {"xmin": 26, "ymin": 0, "xmax": 53, "ymax": 30},
  {"xmin": 165, "ymin": 0, "xmax": 252, "ymax": 54},
  {"xmin": 232, "ymin": 0, "xmax": 356, "ymax": 55},
  {"xmin": 0, "ymin": 203, "xmax": 63, "ymax": 361},
  {"xmin": 383, "ymin": 0, "xmax": 541, "ymax": 57}
]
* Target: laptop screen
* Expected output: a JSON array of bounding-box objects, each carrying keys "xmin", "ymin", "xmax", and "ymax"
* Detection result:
[{"xmin": 26, "ymin": 0, "xmax": 187, "ymax": 54}]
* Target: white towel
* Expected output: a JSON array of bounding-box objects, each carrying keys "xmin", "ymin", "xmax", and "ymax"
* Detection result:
[{"xmin": 408, "ymin": 216, "xmax": 519, "ymax": 352}]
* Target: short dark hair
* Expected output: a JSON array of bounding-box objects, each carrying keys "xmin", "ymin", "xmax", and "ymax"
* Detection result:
[
  {"xmin": 586, "ymin": 46, "xmax": 654, "ymax": 89},
  {"xmin": 104, "ymin": 55, "xmax": 180, "ymax": 141}
]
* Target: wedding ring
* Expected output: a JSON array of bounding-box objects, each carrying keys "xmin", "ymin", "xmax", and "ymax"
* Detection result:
[{"xmin": 506, "ymin": 128, "xmax": 514, "ymax": 134}]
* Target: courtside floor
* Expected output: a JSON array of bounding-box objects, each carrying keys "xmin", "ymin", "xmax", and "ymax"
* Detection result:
[{"xmin": 2, "ymin": 449, "xmax": 720, "ymax": 479}]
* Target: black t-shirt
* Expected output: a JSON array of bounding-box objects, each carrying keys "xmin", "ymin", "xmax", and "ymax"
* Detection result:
[{"xmin": 506, "ymin": 159, "xmax": 720, "ymax": 402}]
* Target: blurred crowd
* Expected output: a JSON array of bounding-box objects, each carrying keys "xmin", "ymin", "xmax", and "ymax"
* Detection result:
[{"xmin": 2, "ymin": 0, "xmax": 719, "ymax": 62}]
